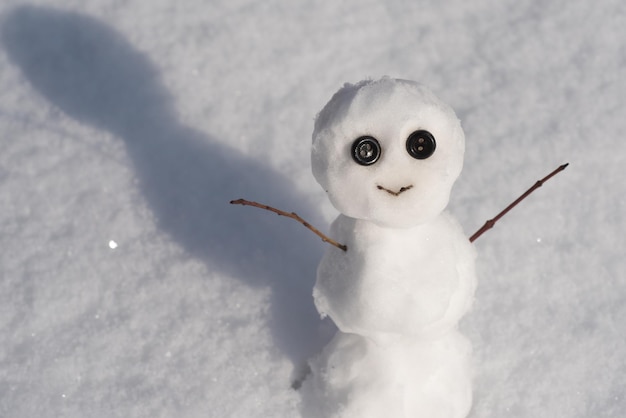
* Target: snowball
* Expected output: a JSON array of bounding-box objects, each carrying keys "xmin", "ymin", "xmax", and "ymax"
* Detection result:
[
  {"xmin": 301, "ymin": 331, "xmax": 473, "ymax": 418},
  {"xmin": 313, "ymin": 212, "xmax": 476, "ymax": 341},
  {"xmin": 311, "ymin": 77, "xmax": 465, "ymax": 228}
]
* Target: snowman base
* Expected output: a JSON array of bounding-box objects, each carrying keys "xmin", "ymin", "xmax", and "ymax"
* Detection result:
[{"xmin": 300, "ymin": 330, "xmax": 472, "ymax": 418}]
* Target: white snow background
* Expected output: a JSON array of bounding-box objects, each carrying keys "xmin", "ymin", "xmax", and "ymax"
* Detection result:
[{"xmin": 0, "ymin": 0, "xmax": 624, "ymax": 417}]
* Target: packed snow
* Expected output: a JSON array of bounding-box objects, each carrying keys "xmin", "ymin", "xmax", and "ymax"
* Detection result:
[
  {"xmin": 303, "ymin": 79, "xmax": 476, "ymax": 418},
  {"xmin": 311, "ymin": 79, "xmax": 466, "ymax": 228},
  {"xmin": 0, "ymin": 1, "xmax": 625, "ymax": 417}
]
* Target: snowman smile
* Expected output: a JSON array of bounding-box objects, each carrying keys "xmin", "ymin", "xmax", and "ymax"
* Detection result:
[{"xmin": 376, "ymin": 184, "xmax": 413, "ymax": 196}]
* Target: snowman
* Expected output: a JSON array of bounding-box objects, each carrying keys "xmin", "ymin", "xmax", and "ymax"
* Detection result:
[{"xmin": 300, "ymin": 77, "xmax": 477, "ymax": 418}]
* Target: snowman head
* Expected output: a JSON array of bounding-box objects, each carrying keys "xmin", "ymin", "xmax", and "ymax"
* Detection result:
[{"xmin": 311, "ymin": 78, "xmax": 465, "ymax": 228}]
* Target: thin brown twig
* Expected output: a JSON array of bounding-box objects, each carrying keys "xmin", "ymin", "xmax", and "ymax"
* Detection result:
[
  {"xmin": 229, "ymin": 198, "xmax": 348, "ymax": 251},
  {"xmin": 469, "ymin": 163, "xmax": 569, "ymax": 243}
]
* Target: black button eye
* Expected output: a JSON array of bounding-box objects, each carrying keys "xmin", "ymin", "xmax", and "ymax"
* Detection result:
[
  {"xmin": 406, "ymin": 130, "xmax": 436, "ymax": 160},
  {"xmin": 351, "ymin": 136, "xmax": 381, "ymax": 166}
]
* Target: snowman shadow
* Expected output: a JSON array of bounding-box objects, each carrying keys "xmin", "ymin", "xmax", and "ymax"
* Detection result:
[{"xmin": 1, "ymin": 5, "xmax": 325, "ymax": 369}]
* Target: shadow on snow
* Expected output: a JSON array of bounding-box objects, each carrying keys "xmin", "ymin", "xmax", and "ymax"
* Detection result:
[{"xmin": 1, "ymin": 4, "xmax": 326, "ymax": 370}]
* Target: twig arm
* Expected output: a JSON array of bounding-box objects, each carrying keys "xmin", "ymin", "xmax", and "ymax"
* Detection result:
[
  {"xmin": 469, "ymin": 163, "xmax": 568, "ymax": 243},
  {"xmin": 230, "ymin": 199, "xmax": 348, "ymax": 251}
]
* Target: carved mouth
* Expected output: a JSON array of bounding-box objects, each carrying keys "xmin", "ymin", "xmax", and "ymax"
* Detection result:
[{"xmin": 376, "ymin": 184, "xmax": 413, "ymax": 196}]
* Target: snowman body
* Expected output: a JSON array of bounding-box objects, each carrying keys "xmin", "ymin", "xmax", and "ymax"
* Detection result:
[
  {"xmin": 306, "ymin": 213, "xmax": 476, "ymax": 418},
  {"xmin": 315, "ymin": 213, "xmax": 475, "ymax": 341},
  {"xmin": 301, "ymin": 78, "xmax": 477, "ymax": 418}
]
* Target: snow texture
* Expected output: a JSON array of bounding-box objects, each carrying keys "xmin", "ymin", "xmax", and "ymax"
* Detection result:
[
  {"xmin": 303, "ymin": 78, "xmax": 476, "ymax": 417},
  {"xmin": 0, "ymin": 1, "xmax": 625, "ymax": 417},
  {"xmin": 311, "ymin": 79, "xmax": 465, "ymax": 228}
]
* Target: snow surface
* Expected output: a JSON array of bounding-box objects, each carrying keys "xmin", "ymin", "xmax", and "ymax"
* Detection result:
[{"xmin": 0, "ymin": 1, "xmax": 625, "ymax": 417}]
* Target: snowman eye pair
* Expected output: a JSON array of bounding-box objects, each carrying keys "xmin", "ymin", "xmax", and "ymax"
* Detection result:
[{"xmin": 351, "ymin": 130, "xmax": 436, "ymax": 166}]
